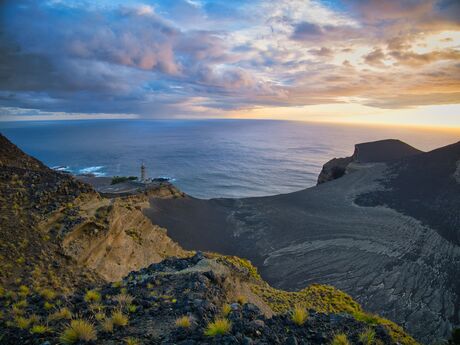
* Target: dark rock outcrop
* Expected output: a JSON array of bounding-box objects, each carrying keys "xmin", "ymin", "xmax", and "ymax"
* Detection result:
[{"xmin": 317, "ymin": 139, "xmax": 422, "ymax": 184}]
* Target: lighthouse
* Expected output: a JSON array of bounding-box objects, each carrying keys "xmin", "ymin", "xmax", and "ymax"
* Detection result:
[{"xmin": 140, "ymin": 162, "xmax": 146, "ymax": 182}]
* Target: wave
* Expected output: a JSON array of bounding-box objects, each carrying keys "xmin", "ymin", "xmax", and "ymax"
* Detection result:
[
  {"xmin": 51, "ymin": 165, "xmax": 71, "ymax": 172},
  {"xmin": 78, "ymin": 166, "xmax": 105, "ymax": 174},
  {"xmin": 158, "ymin": 176, "xmax": 175, "ymax": 182}
]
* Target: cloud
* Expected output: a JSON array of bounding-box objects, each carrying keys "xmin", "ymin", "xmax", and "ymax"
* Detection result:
[
  {"xmin": 0, "ymin": 0, "xmax": 459, "ymax": 120},
  {"xmin": 364, "ymin": 48, "xmax": 386, "ymax": 67},
  {"xmin": 389, "ymin": 49, "xmax": 460, "ymax": 66}
]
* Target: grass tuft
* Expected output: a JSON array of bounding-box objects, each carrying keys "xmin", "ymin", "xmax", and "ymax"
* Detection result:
[
  {"xmin": 30, "ymin": 324, "xmax": 50, "ymax": 334},
  {"xmin": 113, "ymin": 293, "xmax": 134, "ymax": 307},
  {"xmin": 60, "ymin": 319, "xmax": 97, "ymax": 344},
  {"xmin": 84, "ymin": 290, "xmax": 101, "ymax": 303},
  {"xmin": 111, "ymin": 310, "xmax": 128, "ymax": 327},
  {"xmin": 291, "ymin": 305, "xmax": 308, "ymax": 325},
  {"xmin": 204, "ymin": 318, "xmax": 231, "ymax": 337},
  {"xmin": 40, "ymin": 288, "xmax": 56, "ymax": 301},
  {"xmin": 124, "ymin": 337, "xmax": 140, "ymax": 345},
  {"xmin": 18, "ymin": 285, "xmax": 30, "ymax": 298},
  {"xmin": 48, "ymin": 307, "xmax": 72, "ymax": 321},
  {"xmin": 15, "ymin": 316, "xmax": 31, "ymax": 329},
  {"xmin": 236, "ymin": 295, "xmax": 247, "ymax": 305},
  {"xmin": 222, "ymin": 304, "xmax": 232, "ymax": 317},
  {"xmin": 331, "ymin": 333, "xmax": 350, "ymax": 345},
  {"xmin": 359, "ymin": 328, "xmax": 376, "ymax": 345},
  {"xmin": 101, "ymin": 318, "xmax": 114, "ymax": 333},
  {"xmin": 175, "ymin": 316, "xmax": 191, "ymax": 328}
]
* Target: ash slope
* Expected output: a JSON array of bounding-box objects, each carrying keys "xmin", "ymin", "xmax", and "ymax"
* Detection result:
[{"xmin": 147, "ymin": 140, "xmax": 460, "ymax": 344}]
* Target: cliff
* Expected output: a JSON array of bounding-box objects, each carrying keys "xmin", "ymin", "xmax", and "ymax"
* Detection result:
[{"xmin": 317, "ymin": 139, "xmax": 422, "ymax": 184}]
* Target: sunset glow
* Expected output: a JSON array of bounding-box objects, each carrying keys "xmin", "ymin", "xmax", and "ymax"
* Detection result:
[{"xmin": 0, "ymin": 0, "xmax": 459, "ymax": 127}]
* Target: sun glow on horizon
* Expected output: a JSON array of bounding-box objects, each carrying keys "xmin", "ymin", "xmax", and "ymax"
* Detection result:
[{"xmin": 227, "ymin": 103, "xmax": 460, "ymax": 130}]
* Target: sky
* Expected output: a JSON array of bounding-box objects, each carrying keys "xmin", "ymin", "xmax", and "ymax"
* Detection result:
[{"xmin": 0, "ymin": 0, "xmax": 459, "ymax": 128}]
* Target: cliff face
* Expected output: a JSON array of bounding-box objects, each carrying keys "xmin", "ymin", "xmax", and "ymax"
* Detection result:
[
  {"xmin": 60, "ymin": 194, "xmax": 188, "ymax": 282},
  {"xmin": 317, "ymin": 139, "xmax": 422, "ymax": 185}
]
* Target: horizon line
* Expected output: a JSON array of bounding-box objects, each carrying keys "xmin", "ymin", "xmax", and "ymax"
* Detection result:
[{"xmin": 1, "ymin": 115, "xmax": 460, "ymax": 132}]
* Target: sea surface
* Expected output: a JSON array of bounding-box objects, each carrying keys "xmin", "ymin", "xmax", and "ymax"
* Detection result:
[{"xmin": 1, "ymin": 119, "xmax": 458, "ymax": 199}]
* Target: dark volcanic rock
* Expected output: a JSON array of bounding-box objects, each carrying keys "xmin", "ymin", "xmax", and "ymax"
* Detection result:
[
  {"xmin": 0, "ymin": 254, "xmax": 400, "ymax": 345},
  {"xmin": 356, "ymin": 141, "xmax": 460, "ymax": 245},
  {"xmin": 317, "ymin": 139, "xmax": 422, "ymax": 184}
]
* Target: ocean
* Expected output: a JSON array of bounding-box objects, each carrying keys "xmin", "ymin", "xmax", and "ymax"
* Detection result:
[{"xmin": 0, "ymin": 119, "xmax": 458, "ymax": 199}]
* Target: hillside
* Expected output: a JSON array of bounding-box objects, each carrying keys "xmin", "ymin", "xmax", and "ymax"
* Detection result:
[
  {"xmin": 148, "ymin": 139, "xmax": 460, "ymax": 343},
  {"xmin": 0, "ymin": 135, "xmax": 419, "ymax": 344},
  {"xmin": 356, "ymin": 141, "xmax": 460, "ymax": 245},
  {"xmin": 1, "ymin": 252, "xmax": 417, "ymax": 345},
  {"xmin": 0, "ymin": 133, "xmax": 187, "ymax": 291}
]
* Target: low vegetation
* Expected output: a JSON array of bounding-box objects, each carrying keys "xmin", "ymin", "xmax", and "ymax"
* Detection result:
[
  {"xmin": 84, "ymin": 290, "xmax": 101, "ymax": 303},
  {"xmin": 101, "ymin": 318, "xmax": 114, "ymax": 333},
  {"xmin": 111, "ymin": 310, "xmax": 128, "ymax": 327},
  {"xmin": 291, "ymin": 305, "xmax": 308, "ymax": 325},
  {"xmin": 222, "ymin": 304, "xmax": 232, "ymax": 317},
  {"xmin": 30, "ymin": 324, "xmax": 49, "ymax": 334},
  {"xmin": 60, "ymin": 319, "xmax": 97, "ymax": 344},
  {"xmin": 124, "ymin": 337, "xmax": 140, "ymax": 345},
  {"xmin": 175, "ymin": 315, "xmax": 191, "ymax": 328},
  {"xmin": 111, "ymin": 176, "xmax": 138, "ymax": 185},
  {"xmin": 213, "ymin": 252, "xmax": 418, "ymax": 345},
  {"xmin": 48, "ymin": 307, "xmax": 72, "ymax": 321},
  {"xmin": 332, "ymin": 333, "xmax": 351, "ymax": 345},
  {"xmin": 204, "ymin": 318, "xmax": 232, "ymax": 337},
  {"xmin": 359, "ymin": 328, "xmax": 376, "ymax": 345}
]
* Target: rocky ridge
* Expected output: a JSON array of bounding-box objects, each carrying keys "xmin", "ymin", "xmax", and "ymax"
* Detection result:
[
  {"xmin": 317, "ymin": 139, "xmax": 422, "ymax": 184},
  {"xmin": 0, "ymin": 252, "xmax": 416, "ymax": 345}
]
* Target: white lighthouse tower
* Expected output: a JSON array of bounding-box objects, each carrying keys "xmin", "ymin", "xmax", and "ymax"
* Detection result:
[{"xmin": 140, "ymin": 162, "xmax": 146, "ymax": 182}]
